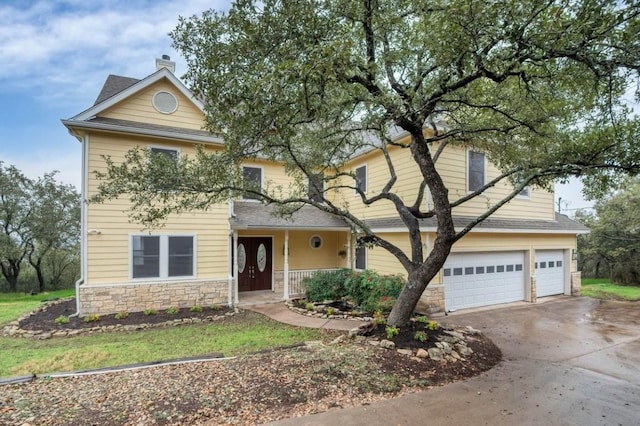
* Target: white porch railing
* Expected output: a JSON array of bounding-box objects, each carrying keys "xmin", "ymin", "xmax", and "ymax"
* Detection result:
[{"xmin": 288, "ymin": 268, "xmax": 340, "ymax": 297}]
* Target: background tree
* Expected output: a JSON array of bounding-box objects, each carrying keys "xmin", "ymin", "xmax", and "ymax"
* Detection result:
[
  {"xmin": 576, "ymin": 179, "xmax": 640, "ymax": 285},
  {"xmin": 27, "ymin": 173, "xmax": 80, "ymax": 292},
  {"xmin": 96, "ymin": 0, "xmax": 640, "ymax": 326},
  {"xmin": 0, "ymin": 163, "xmax": 33, "ymax": 292},
  {"xmin": 0, "ymin": 163, "xmax": 80, "ymax": 293}
]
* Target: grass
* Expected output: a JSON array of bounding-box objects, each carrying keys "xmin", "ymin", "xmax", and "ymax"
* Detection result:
[
  {"xmin": 581, "ymin": 278, "xmax": 640, "ymax": 301},
  {"xmin": 0, "ymin": 297, "xmax": 329, "ymax": 377},
  {"xmin": 0, "ymin": 289, "xmax": 75, "ymax": 326}
]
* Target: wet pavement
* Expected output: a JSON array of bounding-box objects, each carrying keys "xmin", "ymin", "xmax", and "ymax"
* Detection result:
[{"xmin": 268, "ymin": 297, "xmax": 640, "ymax": 426}]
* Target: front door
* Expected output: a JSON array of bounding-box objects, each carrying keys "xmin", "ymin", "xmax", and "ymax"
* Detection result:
[{"xmin": 237, "ymin": 237, "xmax": 272, "ymax": 292}]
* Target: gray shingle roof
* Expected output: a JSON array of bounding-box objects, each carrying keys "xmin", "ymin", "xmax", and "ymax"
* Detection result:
[
  {"xmin": 231, "ymin": 201, "xmax": 350, "ymax": 230},
  {"xmin": 365, "ymin": 212, "xmax": 589, "ymax": 233},
  {"xmin": 94, "ymin": 75, "xmax": 140, "ymax": 105}
]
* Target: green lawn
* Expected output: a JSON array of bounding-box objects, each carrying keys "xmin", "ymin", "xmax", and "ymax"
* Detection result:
[
  {"xmin": 581, "ymin": 278, "xmax": 640, "ymax": 301},
  {"xmin": 0, "ymin": 289, "xmax": 75, "ymax": 326},
  {"xmin": 0, "ymin": 292, "xmax": 330, "ymax": 377}
]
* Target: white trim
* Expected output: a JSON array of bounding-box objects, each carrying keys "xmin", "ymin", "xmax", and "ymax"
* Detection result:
[
  {"xmin": 77, "ymin": 277, "xmax": 228, "ymax": 288},
  {"xmin": 515, "ymin": 186, "xmax": 531, "ymax": 199},
  {"xmin": 241, "ymin": 164, "xmax": 264, "ymax": 201},
  {"xmin": 354, "ymin": 164, "xmax": 367, "ymax": 195},
  {"xmin": 467, "ymin": 149, "xmax": 487, "ymax": 194},
  {"xmin": 128, "ymin": 233, "xmax": 197, "ymax": 281},
  {"xmin": 230, "ymin": 225, "xmax": 350, "ymax": 231},
  {"xmin": 70, "ymin": 68, "xmax": 204, "ymax": 121},
  {"xmin": 309, "ymin": 234, "xmax": 323, "ymax": 249},
  {"xmin": 284, "ymin": 230, "xmax": 290, "ymax": 299},
  {"xmin": 148, "ymin": 144, "xmax": 181, "ymax": 158},
  {"xmin": 61, "ymin": 119, "xmax": 224, "ymax": 146},
  {"xmin": 152, "ymin": 90, "xmax": 179, "ymax": 114},
  {"xmin": 370, "ymin": 226, "xmax": 589, "ymax": 235},
  {"xmin": 355, "ymin": 245, "xmax": 367, "ymax": 270}
]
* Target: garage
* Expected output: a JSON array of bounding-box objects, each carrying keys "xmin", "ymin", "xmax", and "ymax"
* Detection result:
[
  {"xmin": 443, "ymin": 251, "xmax": 526, "ymax": 311},
  {"xmin": 535, "ymin": 250, "xmax": 566, "ymax": 297}
]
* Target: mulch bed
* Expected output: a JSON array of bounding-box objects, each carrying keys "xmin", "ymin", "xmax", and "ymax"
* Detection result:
[
  {"xmin": 1, "ymin": 300, "xmax": 503, "ymax": 425},
  {"xmin": 18, "ymin": 299, "xmax": 232, "ymax": 332}
]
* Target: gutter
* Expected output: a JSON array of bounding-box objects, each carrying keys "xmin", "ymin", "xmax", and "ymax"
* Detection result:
[{"xmin": 70, "ymin": 133, "xmax": 89, "ymax": 317}]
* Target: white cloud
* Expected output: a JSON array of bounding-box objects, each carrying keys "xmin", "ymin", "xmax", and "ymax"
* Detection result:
[{"xmin": 0, "ymin": 0, "xmax": 231, "ymax": 107}]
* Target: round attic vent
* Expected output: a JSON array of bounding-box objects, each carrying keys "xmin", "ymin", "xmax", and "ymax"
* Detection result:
[{"xmin": 152, "ymin": 91, "xmax": 178, "ymax": 114}]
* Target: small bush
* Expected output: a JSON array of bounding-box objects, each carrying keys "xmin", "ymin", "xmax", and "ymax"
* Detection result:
[
  {"xmin": 55, "ymin": 315, "xmax": 69, "ymax": 325},
  {"xmin": 211, "ymin": 304, "xmax": 222, "ymax": 311},
  {"xmin": 385, "ymin": 326, "xmax": 399, "ymax": 339},
  {"xmin": 414, "ymin": 330, "xmax": 428, "ymax": 342},
  {"xmin": 144, "ymin": 309, "xmax": 158, "ymax": 316},
  {"xmin": 303, "ymin": 268, "xmax": 352, "ymax": 302},
  {"xmin": 373, "ymin": 310, "xmax": 387, "ymax": 325},
  {"xmin": 305, "ymin": 302, "xmax": 315, "ymax": 311},
  {"xmin": 114, "ymin": 311, "xmax": 129, "ymax": 320},
  {"xmin": 166, "ymin": 307, "xmax": 179, "ymax": 315},
  {"xmin": 190, "ymin": 305, "xmax": 203, "ymax": 313},
  {"xmin": 83, "ymin": 314, "xmax": 100, "ymax": 323},
  {"xmin": 426, "ymin": 320, "xmax": 439, "ymax": 331},
  {"xmin": 416, "ymin": 316, "xmax": 429, "ymax": 324},
  {"xmin": 325, "ymin": 307, "xmax": 336, "ymax": 316}
]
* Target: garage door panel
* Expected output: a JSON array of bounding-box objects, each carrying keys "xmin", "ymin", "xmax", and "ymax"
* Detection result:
[
  {"xmin": 536, "ymin": 250, "xmax": 565, "ymax": 297},
  {"xmin": 444, "ymin": 251, "xmax": 525, "ymax": 311}
]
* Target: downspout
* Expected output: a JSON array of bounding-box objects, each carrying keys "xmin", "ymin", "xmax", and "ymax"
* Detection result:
[{"xmin": 70, "ymin": 133, "xmax": 89, "ymax": 317}]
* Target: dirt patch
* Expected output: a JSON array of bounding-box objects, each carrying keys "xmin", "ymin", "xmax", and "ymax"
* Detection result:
[{"xmin": 17, "ymin": 299, "xmax": 232, "ymax": 332}]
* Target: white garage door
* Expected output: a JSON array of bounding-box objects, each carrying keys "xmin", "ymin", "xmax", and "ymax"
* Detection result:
[
  {"xmin": 443, "ymin": 251, "xmax": 525, "ymax": 311},
  {"xmin": 535, "ymin": 250, "xmax": 565, "ymax": 297}
]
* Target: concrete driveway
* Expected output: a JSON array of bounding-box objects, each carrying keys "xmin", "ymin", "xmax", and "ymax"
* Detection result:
[{"xmin": 270, "ymin": 297, "xmax": 640, "ymax": 426}]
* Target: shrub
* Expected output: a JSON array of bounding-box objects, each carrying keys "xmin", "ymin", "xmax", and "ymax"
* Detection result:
[
  {"xmin": 305, "ymin": 302, "xmax": 315, "ymax": 311},
  {"xmin": 114, "ymin": 311, "xmax": 129, "ymax": 320},
  {"xmin": 373, "ymin": 311, "xmax": 387, "ymax": 325},
  {"xmin": 83, "ymin": 314, "xmax": 100, "ymax": 323},
  {"xmin": 303, "ymin": 268, "xmax": 352, "ymax": 302},
  {"xmin": 55, "ymin": 315, "xmax": 69, "ymax": 325},
  {"xmin": 166, "ymin": 307, "xmax": 179, "ymax": 315},
  {"xmin": 211, "ymin": 304, "xmax": 222, "ymax": 311},
  {"xmin": 426, "ymin": 320, "xmax": 439, "ymax": 331},
  {"xmin": 325, "ymin": 307, "xmax": 336, "ymax": 316},
  {"xmin": 144, "ymin": 309, "xmax": 158, "ymax": 316},
  {"xmin": 344, "ymin": 270, "xmax": 404, "ymax": 312},
  {"xmin": 190, "ymin": 305, "xmax": 203, "ymax": 313}
]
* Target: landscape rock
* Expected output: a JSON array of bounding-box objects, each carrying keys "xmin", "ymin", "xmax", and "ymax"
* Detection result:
[
  {"xmin": 397, "ymin": 349, "xmax": 413, "ymax": 356},
  {"xmin": 427, "ymin": 347, "xmax": 443, "ymax": 361},
  {"xmin": 416, "ymin": 348, "xmax": 429, "ymax": 358},
  {"xmin": 379, "ymin": 339, "xmax": 396, "ymax": 349},
  {"xmin": 329, "ymin": 335, "xmax": 347, "ymax": 345}
]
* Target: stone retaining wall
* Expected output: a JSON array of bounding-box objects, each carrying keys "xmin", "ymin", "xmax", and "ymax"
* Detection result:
[
  {"xmin": 571, "ymin": 271, "xmax": 582, "ymax": 296},
  {"xmin": 79, "ymin": 279, "xmax": 228, "ymax": 315},
  {"xmin": 418, "ymin": 284, "xmax": 445, "ymax": 313}
]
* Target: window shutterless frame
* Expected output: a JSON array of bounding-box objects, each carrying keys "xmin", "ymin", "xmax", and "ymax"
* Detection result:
[
  {"xmin": 467, "ymin": 150, "xmax": 486, "ymax": 193},
  {"xmin": 130, "ymin": 234, "xmax": 197, "ymax": 280},
  {"xmin": 242, "ymin": 165, "xmax": 263, "ymax": 200},
  {"xmin": 354, "ymin": 164, "xmax": 367, "ymax": 195}
]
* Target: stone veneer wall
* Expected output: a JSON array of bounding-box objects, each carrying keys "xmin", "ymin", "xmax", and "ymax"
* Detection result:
[
  {"xmin": 571, "ymin": 271, "xmax": 582, "ymax": 296},
  {"xmin": 79, "ymin": 279, "xmax": 229, "ymax": 315},
  {"xmin": 530, "ymin": 276, "xmax": 537, "ymax": 303},
  {"xmin": 418, "ymin": 284, "xmax": 445, "ymax": 313}
]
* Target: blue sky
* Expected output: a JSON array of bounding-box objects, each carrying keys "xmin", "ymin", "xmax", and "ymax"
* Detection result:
[{"xmin": 0, "ymin": 0, "xmax": 590, "ymax": 212}]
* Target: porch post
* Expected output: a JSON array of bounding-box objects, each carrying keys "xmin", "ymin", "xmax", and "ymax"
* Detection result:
[
  {"xmin": 346, "ymin": 231, "xmax": 352, "ymax": 269},
  {"xmin": 233, "ymin": 230, "xmax": 239, "ymax": 304},
  {"xmin": 284, "ymin": 230, "xmax": 289, "ymax": 300}
]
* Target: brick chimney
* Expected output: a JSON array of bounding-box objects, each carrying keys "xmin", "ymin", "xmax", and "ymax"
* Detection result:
[{"xmin": 156, "ymin": 54, "xmax": 175, "ymax": 73}]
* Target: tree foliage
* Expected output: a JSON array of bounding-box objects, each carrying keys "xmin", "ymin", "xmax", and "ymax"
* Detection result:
[
  {"xmin": 95, "ymin": 0, "xmax": 640, "ymax": 325},
  {"xmin": 576, "ymin": 179, "xmax": 640, "ymax": 285},
  {"xmin": 0, "ymin": 162, "xmax": 80, "ymax": 292}
]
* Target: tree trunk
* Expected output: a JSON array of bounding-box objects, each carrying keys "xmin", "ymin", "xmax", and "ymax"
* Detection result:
[
  {"xmin": 0, "ymin": 260, "xmax": 20, "ymax": 292},
  {"xmin": 29, "ymin": 255, "xmax": 46, "ymax": 293}
]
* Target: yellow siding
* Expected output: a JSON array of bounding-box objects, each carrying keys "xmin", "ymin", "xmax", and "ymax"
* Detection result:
[
  {"xmin": 339, "ymin": 144, "xmax": 555, "ymax": 221},
  {"xmin": 100, "ymin": 80, "xmax": 205, "ymax": 130},
  {"xmin": 86, "ymin": 134, "xmax": 229, "ymax": 284},
  {"xmin": 237, "ymin": 230, "xmax": 350, "ymax": 271}
]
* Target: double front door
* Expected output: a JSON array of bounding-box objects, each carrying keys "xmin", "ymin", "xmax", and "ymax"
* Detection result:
[{"xmin": 237, "ymin": 237, "xmax": 272, "ymax": 292}]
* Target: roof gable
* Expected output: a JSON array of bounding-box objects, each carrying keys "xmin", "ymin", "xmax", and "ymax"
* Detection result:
[
  {"xmin": 94, "ymin": 75, "xmax": 140, "ymax": 105},
  {"xmin": 70, "ymin": 68, "xmax": 205, "ymax": 122}
]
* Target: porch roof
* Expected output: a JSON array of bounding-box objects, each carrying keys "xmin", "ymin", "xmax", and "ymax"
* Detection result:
[{"xmin": 230, "ymin": 201, "xmax": 350, "ymax": 231}]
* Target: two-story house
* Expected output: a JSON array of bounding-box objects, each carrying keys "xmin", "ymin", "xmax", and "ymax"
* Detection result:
[{"xmin": 62, "ymin": 57, "xmax": 588, "ymax": 316}]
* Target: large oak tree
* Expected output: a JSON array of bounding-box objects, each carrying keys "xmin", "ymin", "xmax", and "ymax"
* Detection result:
[{"xmin": 96, "ymin": 0, "xmax": 640, "ymax": 325}]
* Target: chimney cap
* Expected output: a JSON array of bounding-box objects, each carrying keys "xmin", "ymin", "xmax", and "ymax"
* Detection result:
[{"xmin": 162, "ymin": 54, "xmax": 170, "ymax": 60}]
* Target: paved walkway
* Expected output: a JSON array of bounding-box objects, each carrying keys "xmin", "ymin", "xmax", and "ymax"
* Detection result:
[
  {"xmin": 264, "ymin": 297, "xmax": 640, "ymax": 426},
  {"xmin": 246, "ymin": 302, "xmax": 359, "ymax": 331}
]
